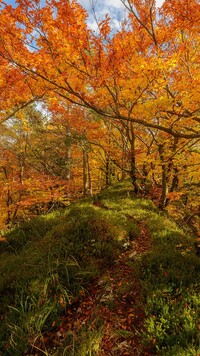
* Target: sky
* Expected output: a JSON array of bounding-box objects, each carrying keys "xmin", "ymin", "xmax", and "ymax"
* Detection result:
[
  {"xmin": 78, "ymin": 0, "xmax": 165, "ymax": 31},
  {"xmin": 3, "ymin": 0, "xmax": 165, "ymax": 11},
  {"xmin": 79, "ymin": 0, "xmax": 165, "ymax": 8},
  {"xmin": 2, "ymin": 0, "xmax": 165, "ymax": 31}
]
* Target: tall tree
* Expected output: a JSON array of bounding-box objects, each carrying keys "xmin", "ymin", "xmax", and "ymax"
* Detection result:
[{"xmin": 0, "ymin": 0, "xmax": 199, "ymax": 223}]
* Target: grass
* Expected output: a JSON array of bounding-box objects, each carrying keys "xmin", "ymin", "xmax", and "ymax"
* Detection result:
[
  {"xmin": 0, "ymin": 180, "xmax": 200, "ymax": 355},
  {"xmin": 132, "ymin": 208, "xmax": 200, "ymax": 355},
  {"xmin": 0, "ymin": 183, "xmax": 132, "ymax": 355},
  {"xmin": 51, "ymin": 326, "xmax": 104, "ymax": 356}
]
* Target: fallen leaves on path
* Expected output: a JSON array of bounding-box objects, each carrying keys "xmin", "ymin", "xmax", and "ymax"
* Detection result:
[{"xmin": 44, "ymin": 221, "xmax": 152, "ymax": 355}]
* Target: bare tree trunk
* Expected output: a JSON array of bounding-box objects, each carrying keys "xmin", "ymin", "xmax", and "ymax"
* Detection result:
[
  {"xmin": 83, "ymin": 144, "xmax": 88, "ymax": 197},
  {"xmin": 87, "ymin": 153, "xmax": 93, "ymax": 196},
  {"xmin": 170, "ymin": 167, "xmax": 179, "ymax": 192},
  {"xmin": 2, "ymin": 167, "xmax": 13, "ymax": 225},
  {"xmin": 105, "ymin": 153, "xmax": 111, "ymax": 188},
  {"xmin": 65, "ymin": 125, "xmax": 71, "ymax": 180},
  {"xmin": 158, "ymin": 144, "xmax": 168, "ymax": 210},
  {"xmin": 121, "ymin": 128, "xmax": 128, "ymax": 180},
  {"xmin": 130, "ymin": 124, "xmax": 140, "ymax": 194}
]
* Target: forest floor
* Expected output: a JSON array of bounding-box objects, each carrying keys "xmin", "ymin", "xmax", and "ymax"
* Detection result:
[
  {"xmin": 46, "ymin": 222, "xmax": 152, "ymax": 356},
  {"xmin": 1, "ymin": 181, "xmax": 200, "ymax": 356}
]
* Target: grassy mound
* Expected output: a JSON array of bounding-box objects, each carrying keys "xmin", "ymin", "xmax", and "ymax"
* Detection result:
[
  {"xmin": 0, "ymin": 195, "xmax": 126, "ymax": 355},
  {"xmin": 0, "ymin": 181, "xmax": 200, "ymax": 355}
]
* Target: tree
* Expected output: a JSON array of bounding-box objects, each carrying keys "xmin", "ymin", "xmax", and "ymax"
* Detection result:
[
  {"xmin": 0, "ymin": 0, "xmax": 199, "ymax": 223},
  {"xmin": 0, "ymin": 0, "xmax": 199, "ymax": 138}
]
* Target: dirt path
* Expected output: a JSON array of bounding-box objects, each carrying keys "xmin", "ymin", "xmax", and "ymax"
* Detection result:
[{"xmin": 48, "ymin": 222, "xmax": 152, "ymax": 355}]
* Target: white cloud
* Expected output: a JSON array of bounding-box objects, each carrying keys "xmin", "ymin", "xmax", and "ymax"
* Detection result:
[
  {"xmin": 78, "ymin": 0, "xmax": 125, "ymax": 32},
  {"xmin": 79, "ymin": 0, "xmax": 124, "ymax": 10},
  {"xmin": 87, "ymin": 20, "xmax": 99, "ymax": 31},
  {"xmin": 79, "ymin": 0, "xmax": 165, "ymax": 11},
  {"xmin": 156, "ymin": 0, "xmax": 165, "ymax": 7},
  {"xmin": 103, "ymin": 0, "xmax": 124, "ymax": 9},
  {"xmin": 78, "ymin": 0, "xmax": 165, "ymax": 32}
]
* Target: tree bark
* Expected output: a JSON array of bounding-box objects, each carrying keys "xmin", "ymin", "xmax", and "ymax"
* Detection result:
[
  {"xmin": 158, "ymin": 144, "xmax": 169, "ymax": 210},
  {"xmin": 65, "ymin": 125, "xmax": 71, "ymax": 180},
  {"xmin": 129, "ymin": 123, "xmax": 140, "ymax": 194}
]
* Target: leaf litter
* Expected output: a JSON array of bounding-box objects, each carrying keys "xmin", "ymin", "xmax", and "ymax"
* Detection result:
[{"xmin": 44, "ymin": 221, "xmax": 152, "ymax": 355}]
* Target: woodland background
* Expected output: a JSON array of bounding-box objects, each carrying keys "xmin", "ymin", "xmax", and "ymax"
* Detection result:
[
  {"xmin": 0, "ymin": 0, "xmax": 199, "ymax": 229},
  {"xmin": 0, "ymin": 1, "xmax": 200, "ymax": 354}
]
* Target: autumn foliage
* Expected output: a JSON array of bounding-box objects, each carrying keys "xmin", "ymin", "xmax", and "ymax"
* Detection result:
[{"xmin": 0, "ymin": 0, "xmax": 199, "ymax": 227}]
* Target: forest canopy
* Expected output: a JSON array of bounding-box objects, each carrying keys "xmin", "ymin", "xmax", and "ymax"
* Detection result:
[{"xmin": 0, "ymin": 0, "xmax": 199, "ymax": 227}]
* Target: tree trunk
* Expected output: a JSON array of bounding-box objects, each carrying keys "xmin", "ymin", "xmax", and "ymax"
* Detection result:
[
  {"xmin": 121, "ymin": 129, "xmax": 128, "ymax": 180},
  {"xmin": 158, "ymin": 144, "xmax": 169, "ymax": 210},
  {"xmin": 130, "ymin": 124, "xmax": 139, "ymax": 194},
  {"xmin": 105, "ymin": 154, "xmax": 111, "ymax": 188},
  {"xmin": 83, "ymin": 145, "xmax": 88, "ymax": 196},
  {"xmin": 159, "ymin": 164, "xmax": 169, "ymax": 210},
  {"xmin": 87, "ymin": 153, "xmax": 93, "ymax": 196},
  {"xmin": 2, "ymin": 167, "xmax": 12, "ymax": 225},
  {"xmin": 170, "ymin": 167, "xmax": 179, "ymax": 192},
  {"xmin": 65, "ymin": 125, "xmax": 71, "ymax": 180}
]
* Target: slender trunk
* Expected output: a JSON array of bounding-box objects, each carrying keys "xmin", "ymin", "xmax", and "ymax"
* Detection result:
[
  {"xmin": 83, "ymin": 151, "xmax": 92, "ymax": 196},
  {"xmin": 130, "ymin": 124, "xmax": 139, "ymax": 194},
  {"xmin": 105, "ymin": 153, "xmax": 111, "ymax": 188},
  {"xmin": 163, "ymin": 167, "xmax": 180, "ymax": 207},
  {"xmin": 87, "ymin": 153, "xmax": 93, "ymax": 196},
  {"xmin": 142, "ymin": 163, "xmax": 150, "ymax": 195},
  {"xmin": 83, "ymin": 145, "xmax": 88, "ymax": 196},
  {"xmin": 65, "ymin": 125, "xmax": 71, "ymax": 180},
  {"xmin": 2, "ymin": 167, "xmax": 12, "ymax": 225},
  {"xmin": 121, "ymin": 129, "xmax": 128, "ymax": 180},
  {"xmin": 166, "ymin": 138, "xmax": 179, "ymax": 206},
  {"xmin": 170, "ymin": 167, "xmax": 179, "ymax": 192},
  {"xmin": 82, "ymin": 109, "xmax": 91, "ymax": 196},
  {"xmin": 6, "ymin": 188, "xmax": 12, "ymax": 226},
  {"xmin": 99, "ymin": 168, "xmax": 104, "ymax": 191},
  {"xmin": 158, "ymin": 144, "xmax": 168, "ymax": 210},
  {"xmin": 159, "ymin": 164, "xmax": 168, "ymax": 210}
]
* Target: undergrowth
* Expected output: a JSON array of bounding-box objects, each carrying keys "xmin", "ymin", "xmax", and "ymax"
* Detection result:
[
  {"xmin": 0, "ymin": 180, "xmax": 199, "ymax": 355},
  {"xmin": 0, "ymin": 193, "xmax": 126, "ymax": 355},
  {"xmin": 132, "ymin": 206, "xmax": 200, "ymax": 355}
]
